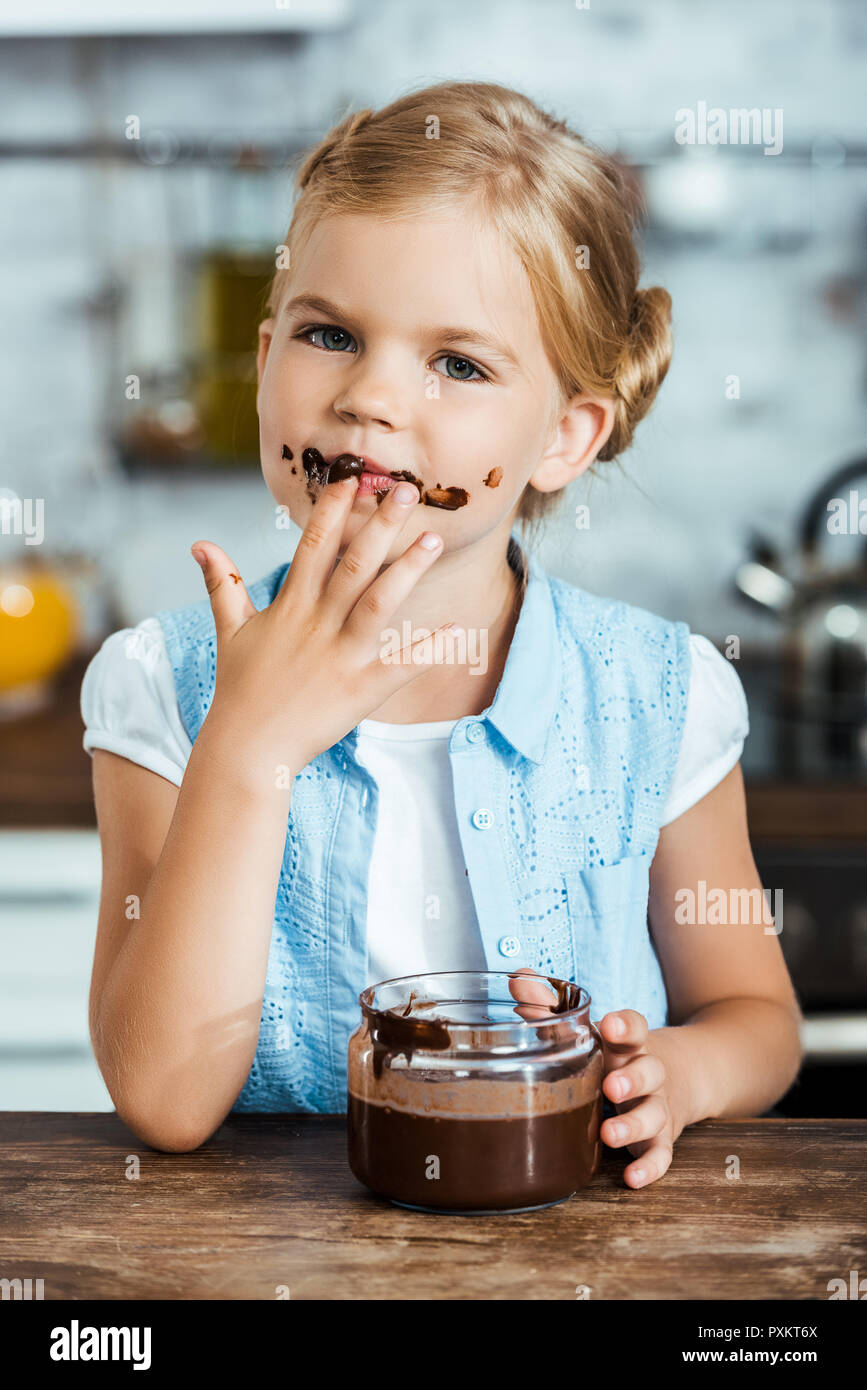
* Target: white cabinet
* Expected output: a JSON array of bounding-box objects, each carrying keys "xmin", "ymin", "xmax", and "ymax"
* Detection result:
[
  {"xmin": 0, "ymin": 829, "xmax": 113, "ymax": 1110},
  {"xmin": 0, "ymin": 0, "xmax": 351, "ymax": 35}
]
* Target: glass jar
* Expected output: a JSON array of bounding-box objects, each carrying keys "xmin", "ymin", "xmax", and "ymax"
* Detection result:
[{"xmin": 347, "ymin": 970, "xmax": 604, "ymax": 1214}]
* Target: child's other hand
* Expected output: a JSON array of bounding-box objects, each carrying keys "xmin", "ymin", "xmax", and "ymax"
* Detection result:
[
  {"xmin": 595, "ymin": 1010, "xmax": 675, "ymax": 1189},
  {"xmin": 507, "ymin": 972, "xmax": 675, "ymax": 1190}
]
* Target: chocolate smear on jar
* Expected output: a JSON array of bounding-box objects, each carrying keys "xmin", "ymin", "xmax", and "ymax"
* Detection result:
[{"xmin": 369, "ymin": 993, "xmax": 452, "ymax": 1081}]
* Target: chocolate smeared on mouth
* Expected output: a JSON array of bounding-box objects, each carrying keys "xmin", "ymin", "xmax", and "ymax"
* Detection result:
[
  {"xmin": 296, "ymin": 447, "xmax": 470, "ymax": 508},
  {"xmin": 300, "ymin": 446, "xmax": 328, "ymax": 503},
  {"xmin": 301, "ymin": 446, "xmax": 328, "ymax": 483},
  {"xmin": 391, "ymin": 469, "xmax": 469, "ymax": 509},
  {"xmin": 281, "ymin": 444, "xmax": 294, "ymax": 461},
  {"xmin": 389, "ymin": 468, "xmax": 425, "ymax": 492},
  {"xmin": 300, "ymin": 446, "xmax": 364, "ymax": 490},
  {"xmin": 328, "ymin": 453, "xmax": 366, "ymax": 482}
]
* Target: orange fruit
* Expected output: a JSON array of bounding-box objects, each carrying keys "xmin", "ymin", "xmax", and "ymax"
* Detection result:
[{"xmin": 0, "ymin": 568, "xmax": 78, "ymax": 691}]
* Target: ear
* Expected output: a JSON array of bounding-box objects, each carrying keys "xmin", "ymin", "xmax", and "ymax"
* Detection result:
[
  {"xmin": 529, "ymin": 393, "xmax": 617, "ymax": 494},
  {"xmin": 256, "ymin": 318, "xmax": 275, "ymax": 409}
]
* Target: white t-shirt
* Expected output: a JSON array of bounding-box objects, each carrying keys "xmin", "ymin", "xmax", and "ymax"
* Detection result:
[{"xmin": 80, "ymin": 619, "xmax": 749, "ymax": 984}]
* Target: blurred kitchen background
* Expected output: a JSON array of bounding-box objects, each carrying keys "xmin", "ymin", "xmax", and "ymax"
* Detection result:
[{"xmin": 1, "ymin": 0, "xmax": 866, "ymax": 1116}]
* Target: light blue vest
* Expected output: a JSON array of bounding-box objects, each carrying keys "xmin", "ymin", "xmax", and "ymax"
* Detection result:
[{"xmin": 156, "ymin": 541, "xmax": 691, "ymax": 1114}]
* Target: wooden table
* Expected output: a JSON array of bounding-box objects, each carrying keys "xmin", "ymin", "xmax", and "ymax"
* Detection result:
[{"xmin": 2, "ymin": 1112, "xmax": 864, "ymax": 1301}]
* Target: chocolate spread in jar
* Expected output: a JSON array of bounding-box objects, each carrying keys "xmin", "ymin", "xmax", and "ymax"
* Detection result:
[
  {"xmin": 348, "ymin": 1094, "xmax": 601, "ymax": 1211},
  {"xmin": 347, "ymin": 981, "xmax": 603, "ymax": 1212}
]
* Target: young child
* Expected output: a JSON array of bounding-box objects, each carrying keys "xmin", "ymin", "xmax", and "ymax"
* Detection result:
[{"xmin": 81, "ymin": 80, "xmax": 803, "ymax": 1187}]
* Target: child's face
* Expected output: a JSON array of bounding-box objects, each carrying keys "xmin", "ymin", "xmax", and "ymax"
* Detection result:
[{"xmin": 256, "ymin": 203, "xmax": 570, "ymax": 561}]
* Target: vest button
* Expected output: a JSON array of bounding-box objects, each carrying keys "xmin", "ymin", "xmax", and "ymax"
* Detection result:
[
  {"xmin": 466, "ymin": 721, "xmax": 486, "ymax": 743},
  {"xmin": 498, "ymin": 935, "xmax": 521, "ymax": 958},
  {"xmin": 471, "ymin": 807, "xmax": 494, "ymax": 830}
]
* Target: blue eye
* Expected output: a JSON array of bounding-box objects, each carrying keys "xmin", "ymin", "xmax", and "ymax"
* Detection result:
[
  {"xmin": 300, "ymin": 324, "xmax": 356, "ymax": 352},
  {"xmin": 296, "ymin": 324, "xmax": 490, "ymax": 383},
  {"xmin": 432, "ymin": 354, "xmax": 490, "ymax": 384}
]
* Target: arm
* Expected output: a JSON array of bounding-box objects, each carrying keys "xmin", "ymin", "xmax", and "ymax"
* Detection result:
[
  {"xmin": 90, "ymin": 476, "xmax": 459, "ymax": 1153},
  {"xmin": 593, "ymin": 760, "xmax": 804, "ymax": 1185},
  {"xmin": 646, "ymin": 759, "xmax": 804, "ymax": 1132},
  {"xmin": 89, "ymin": 720, "xmax": 294, "ymax": 1154}
]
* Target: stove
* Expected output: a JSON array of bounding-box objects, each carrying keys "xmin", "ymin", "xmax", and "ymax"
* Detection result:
[{"xmin": 736, "ymin": 654, "xmax": 867, "ymax": 1117}]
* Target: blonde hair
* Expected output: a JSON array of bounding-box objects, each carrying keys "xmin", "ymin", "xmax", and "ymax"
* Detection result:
[{"xmin": 266, "ymin": 81, "xmax": 672, "ymax": 596}]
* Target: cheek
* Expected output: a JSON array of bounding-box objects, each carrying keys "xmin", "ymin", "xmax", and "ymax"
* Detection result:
[
  {"xmin": 260, "ymin": 443, "xmax": 310, "ymax": 517},
  {"xmin": 432, "ymin": 398, "xmax": 526, "ymax": 488}
]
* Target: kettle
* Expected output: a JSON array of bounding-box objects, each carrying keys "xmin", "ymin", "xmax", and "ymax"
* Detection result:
[{"xmin": 733, "ymin": 456, "xmax": 867, "ymax": 765}]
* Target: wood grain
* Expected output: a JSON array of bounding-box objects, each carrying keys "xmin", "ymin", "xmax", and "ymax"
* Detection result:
[{"xmin": 0, "ymin": 1112, "xmax": 863, "ymax": 1300}]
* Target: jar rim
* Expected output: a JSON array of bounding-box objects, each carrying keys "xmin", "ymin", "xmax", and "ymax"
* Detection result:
[{"xmin": 359, "ymin": 969, "xmax": 591, "ymax": 1036}]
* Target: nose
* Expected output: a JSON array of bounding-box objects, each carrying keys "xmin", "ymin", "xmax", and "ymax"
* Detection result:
[{"xmin": 332, "ymin": 353, "xmax": 411, "ymax": 431}]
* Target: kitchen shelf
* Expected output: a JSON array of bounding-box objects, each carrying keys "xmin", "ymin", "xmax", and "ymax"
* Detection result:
[
  {"xmin": 0, "ymin": 0, "xmax": 351, "ymax": 37},
  {"xmin": 1, "ymin": 137, "xmax": 864, "ymax": 168}
]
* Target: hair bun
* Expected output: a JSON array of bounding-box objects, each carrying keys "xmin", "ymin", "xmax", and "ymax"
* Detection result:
[{"xmin": 597, "ymin": 286, "xmax": 673, "ymax": 463}]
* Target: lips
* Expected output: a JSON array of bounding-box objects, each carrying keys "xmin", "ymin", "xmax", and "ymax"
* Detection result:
[
  {"xmin": 291, "ymin": 445, "xmax": 441, "ymax": 507},
  {"xmin": 323, "ymin": 452, "xmax": 401, "ymax": 494},
  {"xmin": 326, "ymin": 454, "xmax": 393, "ymax": 477}
]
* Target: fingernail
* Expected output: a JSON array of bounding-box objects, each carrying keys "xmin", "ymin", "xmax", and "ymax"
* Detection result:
[
  {"xmin": 419, "ymin": 531, "xmax": 442, "ymax": 550},
  {"xmin": 610, "ymin": 1122, "xmax": 628, "ymax": 1141},
  {"xmin": 394, "ymin": 482, "xmax": 418, "ymax": 504},
  {"xmin": 191, "ymin": 546, "xmax": 206, "ymax": 568},
  {"xmin": 631, "ymin": 1169, "xmax": 646, "ymax": 1185},
  {"xmin": 610, "ymin": 1017, "xmax": 626, "ymax": 1037}
]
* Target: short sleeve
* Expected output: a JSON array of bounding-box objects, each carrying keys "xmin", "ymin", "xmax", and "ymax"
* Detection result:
[
  {"xmin": 660, "ymin": 634, "xmax": 749, "ymax": 827},
  {"xmin": 80, "ymin": 617, "xmax": 191, "ymax": 787}
]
